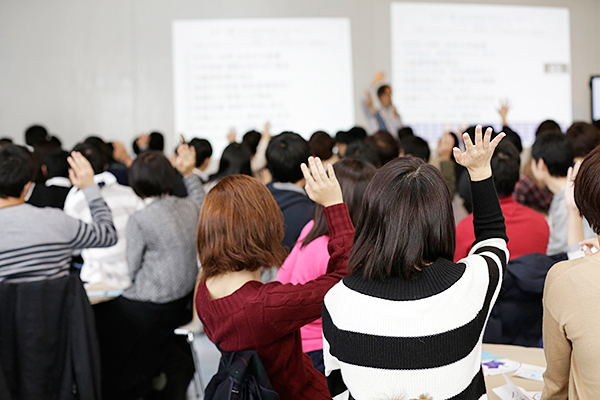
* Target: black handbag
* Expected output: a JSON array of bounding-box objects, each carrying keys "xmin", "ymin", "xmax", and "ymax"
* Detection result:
[{"xmin": 204, "ymin": 344, "xmax": 280, "ymax": 400}]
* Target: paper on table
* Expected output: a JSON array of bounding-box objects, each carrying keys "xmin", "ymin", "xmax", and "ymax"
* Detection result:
[
  {"xmin": 518, "ymin": 387, "xmax": 542, "ymax": 400},
  {"xmin": 513, "ymin": 363, "xmax": 546, "ymax": 381},
  {"xmin": 481, "ymin": 352, "xmax": 521, "ymax": 376},
  {"xmin": 492, "ymin": 375, "xmax": 530, "ymax": 400}
]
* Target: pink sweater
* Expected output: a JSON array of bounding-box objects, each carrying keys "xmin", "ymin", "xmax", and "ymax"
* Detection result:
[{"xmin": 276, "ymin": 220, "xmax": 330, "ymax": 353}]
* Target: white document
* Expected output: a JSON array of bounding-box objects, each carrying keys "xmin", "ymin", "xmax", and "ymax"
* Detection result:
[
  {"xmin": 492, "ymin": 375, "xmax": 530, "ymax": 400},
  {"xmin": 513, "ymin": 363, "xmax": 546, "ymax": 381},
  {"xmin": 391, "ymin": 2, "xmax": 571, "ymax": 145},
  {"xmin": 173, "ymin": 18, "xmax": 355, "ymax": 156}
]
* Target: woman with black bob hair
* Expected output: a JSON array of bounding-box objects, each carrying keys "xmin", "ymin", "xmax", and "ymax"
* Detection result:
[
  {"xmin": 205, "ymin": 142, "xmax": 252, "ymax": 191},
  {"xmin": 323, "ymin": 126, "xmax": 509, "ymax": 400}
]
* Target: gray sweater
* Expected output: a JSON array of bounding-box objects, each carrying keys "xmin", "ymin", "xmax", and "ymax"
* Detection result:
[
  {"xmin": 0, "ymin": 185, "xmax": 117, "ymax": 283},
  {"xmin": 122, "ymin": 175, "xmax": 205, "ymax": 303}
]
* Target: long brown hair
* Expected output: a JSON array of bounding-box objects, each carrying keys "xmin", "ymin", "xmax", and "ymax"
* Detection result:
[{"xmin": 197, "ymin": 175, "xmax": 287, "ymax": 280}]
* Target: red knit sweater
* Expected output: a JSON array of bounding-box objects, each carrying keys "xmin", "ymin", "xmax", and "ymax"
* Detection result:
[{"xmin": 195, "ymin": 203, "xmax": 354, "ymax": 400}]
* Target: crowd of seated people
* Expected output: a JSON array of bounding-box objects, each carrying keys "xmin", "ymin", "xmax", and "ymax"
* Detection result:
[{"xmin": 1, "ymin": 113, "xmax": 600, "ymax": 400}]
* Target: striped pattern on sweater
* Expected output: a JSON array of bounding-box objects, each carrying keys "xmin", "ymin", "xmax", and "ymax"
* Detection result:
[
  {"xmin": 323, "ymin": 177, "xmax": 508, "ymax": 400},
  {"xmin": 0, "ymin": 185, "xmax": 117, "ymax": 283}
]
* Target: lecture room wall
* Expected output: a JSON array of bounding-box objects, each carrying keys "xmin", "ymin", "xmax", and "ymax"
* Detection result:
[{"xmin": 1, "ymin": 0, "xmax": 598, "ymax": 150}]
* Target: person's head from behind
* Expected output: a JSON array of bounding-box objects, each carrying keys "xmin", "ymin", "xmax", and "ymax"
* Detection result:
[
  {"xmin": 531, "ymin": 132, "xmax": 573, "ymax": 183},
  {"xmin": 309, "ymin": 131, "xmax": 336, "ymax": 161},
  {"xmin": 377, "ymin": 85, "xmax": 392, "ymax": 108},
  {"xmin": 25, "ymin": 125, "xmax": 48, "ymax": 147},
  {"xmin": 210, "ymin": 143, "xmax": 252, "ymax": 182},
  {"xmin": 266, "ymin": 132, "xmax": 311, "ymax": 183},
  {"xmin": 566, "ymin": 122, "xmax": 600, "ymax": 162},
  {"xmin": 149, "ymin": 131, "xmax": 165, "ymax": 152},
  {"xmin": 344, "ymin": 141, "xmax": 381, "ymax": 168},
  {"xmin": 335, "ymin": 127, "xmax": 367, "ymax": 157},
  {"xmin": 491, "ymin": 141, "xmax": 521, "ymax": 198},
  {"xmin": 536, "ymin": 120, "xmax": 562, "ymax": 137},
  {"xmin": 42, "ymin": 149, "xmax": 70, "ymax": 179},
  {"xmin": 0, "ymin": 145, "xmax": 33, "ymax": 199},
  {"xmin": 398, "ymin": 126, "xmax": 414, "ymax": 140},
  {"xmin": 241, "ymin": 130, "xmax": 261, "ymax": 157},
  {"xmin": 401, "ymin": 135, "xmax": 430, "ymax": 162},
  {"xmin": 0, "ymin": 138, "xmax": 13, "ymax": 148},
  {"xmin": 501, "ymin": 126, "xmax": 523, "ymax": 153},
  {"xmin": 84, "ymin": 136, "xmax": 113, "ymax": 162},
  {"xmin": 302, "ymin": 159, "xmax": 377, "ymax": 247},
  {"xmin": 366, "ymin": 130, "xmax": 401, "ymax": 166},
  {"xmin": 128, "ymin": 151, "xmax": 175, "ymax": 198},
  {"xmin": 198, "ymin": 175, "xmax": 287, "ymax": 280},
  {"xmin": 348, "ymin": 157, "xmax": 455, "ymax": 281},
  {"xmin": 575, "ymin": 146, "xmax": 600, "ymax": 235},
  {"xmin": 72, "ymin": 143, "xmax": 109, "ymax": 175},
  {"xmin": 189, "ymin": 138, "xmax": 213, "ymax": 170}
]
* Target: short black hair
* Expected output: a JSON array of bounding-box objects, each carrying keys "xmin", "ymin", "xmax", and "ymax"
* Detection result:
[
  {"xmin": 343, "ymin": 141, "xmax": 381, "ymax": 168},
  {"xmin": 209, "ymin": 143, "xmax": 252, "ymax": 182},
  {"xmin": 189, "ymin": 138, "xmax": 213, "ymax": 167},
  {"xmin": 536, "ymin": 120, "xmax": 561, "ymax": 137},
  {"xmin": 365, "ymin": 130, "xmax": 400, "ymax": 166},
  {"xmin": 84, "ymin": 136, "xmax": 113, "ymax": 161},
  {"xmin": 377, "ymin": 85, "xmax": 390, "ymax": 98},
  {"xmin": 531, "ymin": 132, "xmax": 573, "ymax": 177},
  {"xmin": 72, "ymin": 143, "xmax": 109, "ymax": 175},
  {"xmin": 25, "ymin": 125, "xmax": 48, "ymax": 147},
  {"xmin": 43, "ymin": 149, "xmax": 70, "ymax": 178},
  {"xmin": 241, "ymin": 130, "xmax": 261, "ymax": 156},
  {"xmin": 309, "ymin": 131, "xmax": 336, "ymax": 160},
  {"xmin": 402, "ymin": 135, "xmax": 431, "ymax": 162},
  {"xmin": 336, "ymin": 126, "xmax": 367, "ymax": 145},
  {"xmin": 492, "ymin": 141, "xmax": 521, "ymax": 198},
  {"xmin": 566, "ymin": 122, "xmax": 600, "ymax": 159},
  {"xmin": 266, "ymin": 132, "xmax": 311, "ymax": 183},
  {"xmin": 149, "ymin": 132, "xmax": 165, "ymax": 152},
  {"xmin": 502, "ymin": 126, "xmax": 523, "ymax": 153},
  {"xmin": 348, "ymin": 157, "xmax": 455, "ymax": 280},
  {"xmin": 397, "ymin": 126, "xmax": 414, "ymax": 140},
  {"xmin": 129, "ymin": 151, "xmax": 175, "ymax": 198},
  {"xmin": 0, "ymin": 138, "xmax": 13, "ymax": 148},
  {"xmin": 0, "ymin": 145, "xmax": 33, "ymax": 198}
]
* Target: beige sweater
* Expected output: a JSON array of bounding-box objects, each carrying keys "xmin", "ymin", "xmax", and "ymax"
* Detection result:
[{"xmin": 542, "ymin": 256, "xmax": 600, "ymax": 400}]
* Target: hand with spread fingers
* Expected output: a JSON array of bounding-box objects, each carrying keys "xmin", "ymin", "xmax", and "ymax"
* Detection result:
[
  {"xmin": 452, "ymin": 125, "xmax": 505, "ymax": 181},
  {"xmin": 175, "ymin": 143, "xmax": 196, "ymax": 178},
  {"xmin": 68, "ymin": 151, "xmax": 95, "ymax": 189},
  {"xmin": 301, "ymin": 156, "xmax": 343, "ymax": 208}
]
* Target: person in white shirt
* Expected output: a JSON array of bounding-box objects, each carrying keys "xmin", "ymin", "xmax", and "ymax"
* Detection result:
[
  {"xmin": 362, "ymin": 72, "xmax": 403, "ymax": 136},
  {"xmin": 64, "ymin": 142, "xmax": 144, "ymax": 291}
]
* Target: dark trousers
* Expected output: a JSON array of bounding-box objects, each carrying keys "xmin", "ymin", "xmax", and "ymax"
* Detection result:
[{"xmin": 306, "ymin": 349, "xmax": 325, "ymax": 374}]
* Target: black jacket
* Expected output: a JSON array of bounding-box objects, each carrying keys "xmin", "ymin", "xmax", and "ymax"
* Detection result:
[{"xmin": 0, "ymin": 270, "xmax": 102, "ymax": 400}]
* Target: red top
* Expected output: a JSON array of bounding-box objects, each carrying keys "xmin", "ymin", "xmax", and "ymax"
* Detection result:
[
  {"xmin": 195, "ymin": 203, "xmax": 354, "ymax": 400},
  {"xmin": 454, "ymin": 196, "xmax": 549, "ymax": 262}
]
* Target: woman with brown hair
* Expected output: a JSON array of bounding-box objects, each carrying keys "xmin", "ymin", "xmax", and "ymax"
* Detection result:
[{"xmin": 195, "ymin": 158, "xmax": 353, "ymax": 400}]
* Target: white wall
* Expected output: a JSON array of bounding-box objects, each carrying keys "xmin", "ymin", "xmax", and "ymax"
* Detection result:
[{"xmin": 1, "ymin": 0, "xmax": 599, "ymax": 152}]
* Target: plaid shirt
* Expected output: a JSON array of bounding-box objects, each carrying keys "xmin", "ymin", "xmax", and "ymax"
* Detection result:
[{"xmin": 513, "ymin": 174, "xmax": 553, "ymax": 213}]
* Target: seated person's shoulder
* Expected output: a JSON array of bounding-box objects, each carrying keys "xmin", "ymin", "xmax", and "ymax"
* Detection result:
[{"xmin": 546, "ymin": 257, "xmax": 599, "ymax": 289}]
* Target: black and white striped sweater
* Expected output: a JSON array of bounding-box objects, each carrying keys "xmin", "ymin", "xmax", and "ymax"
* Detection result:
[{"xmin": 323, "ymin": 177, "xmax": 508, "ymax": 400}]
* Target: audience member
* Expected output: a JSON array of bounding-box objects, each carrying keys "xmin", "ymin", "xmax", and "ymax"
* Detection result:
[
  {"xmin": 435, "ymin": 131, "xmax": 459, "ymax": 196},
  {"xmin": 64, "ymin": 143, "xmax": 143, "ymax": 291},
  {"xmin": 402, "ymin": 135, "xmax": 431, "ymax": 162},
  {"xmin": 27, "ymin": 149, "xmax": 72, "ymax": 209},
  {"xmin": 455, "ymin": 141, "xmax": 549, "ymax": 261},
  {"xmin": 335, "ymin": 126, "xmax": 367, "ymax": 157},
  {"xmin": 94, "ymin": 145, "xmax": 204, "ymax": 399},
  {"xmin": 497, "ymin": 100, "xmax": 523, "ymax": 153},
  {"xmin": 362, "ymin": 72, "xmax": 402, "ymax": 135},
  {"xmin": 542, "ymin": 145, "xmax": 600, "ymax": 399},
  {"xmin": 132, "ymin": 131, "xmax": 164, "ymax": 155},
  {"xmin": 536, "ymin": 119, "xmax": 562, "ymax": 136},
  {"xmin": 566, "ymin": 121, "xmax": 600, "ymax": 162},
  {"xmin": 189, "ymin": 137, "xmax": 213, "ymax": 183},
  {"xmin": 24, "ymin": 124, "xmax": 49, "ymax": 148},
  {"xmin": 323, "ymin": 126, "xmax": 508, "ymax": 399},
  {"xmin": 0, "ymin": 138, "xmax": 13, "ymax": 147},
  {"xmin": 196, "ymin": 160, "xmax": 353, "ymax": 399},
  {"xmin": 343, "ymin": 140, "xmax": 381, "ymax": 168},
  {"xmin": 397, "ymin": 126, "xmax": 414, "ymax": 140},
  {"xmin": 276, "ymin": 159, "xmax": 376, "ymax": 373},
  {"xmin": 30, "ymin": 137, "xmax": 62, "ymax": 183},
  {"xmin": 205, "ymin": 142, "xmax": 252, "ymax": 192},
  {"xmin": 266, "ymin": 132, "xmax": 314, "ymax": 252},
  {"xmin": 365, "ymin": 130, "xmax": 401, "ymax": 166},
  {"xmin": 309, "ymin": 130, "xmax": 339, "ymax": 167},
  {"xmin": 530, "ymin": 132, "xmax": 593, "ymax": 255}
]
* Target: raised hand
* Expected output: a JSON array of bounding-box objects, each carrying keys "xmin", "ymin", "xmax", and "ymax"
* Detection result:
[
  {"xmin": 68, "ymin": 151, "xmax": 95, "ymax": 189},
  {"xmin": 437, "ymin": 132, "xmax": 455, "ymax": 161},
  {"xmin": 262, "ymin": 122, "xmax": 271, "ymax": 140},
  {"xmin": 452, "ymin": 125, "xmax": 505, "ymax": 181},
  {"xmin": 227, "ymin": 127, "xmax": 237, "ymax": 144},
  {"xmin": 301, "ymin": 157, "xmax": 343, "ymax": 208},
  {"xmin": 175, "ymin": 143, "xmax": 196, "ymax": 178},
  {"xmin": 497, "ymin": 99, "xmax": 511, "ymax": 125},
  {"xmin": 580, "ymin": 238, "xmax": 600, "ymax": 256},
  {"xmin": 371, "ymin": 71, "xmax": 385, "ymax": 85}
]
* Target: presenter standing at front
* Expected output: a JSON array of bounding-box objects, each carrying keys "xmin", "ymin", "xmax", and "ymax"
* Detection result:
[{"xmin": 362, "ymin": 72, "xmax": 403, "ymax": 136}]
